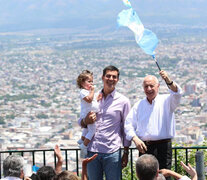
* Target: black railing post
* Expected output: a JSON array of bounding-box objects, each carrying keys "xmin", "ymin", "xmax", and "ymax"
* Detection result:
[
  {"xmin": 32, "ymin": 151, "xmax": 35, "ymax": 166},
  {"xmin": 0, "ymin": 153, "xmax": 2, "ymax": 179},
  {"xmin": 130, "ymin": 149, "xmax": 133, "ymax": 180},
  {"xmin": 76, "ymin": 150, "xmax": 79, "ymax": 176},
  {"xmin": 185, "ymin": 148, "xmax": 188, "ymax": 166},
  {"xmin": 0, "ymin": 146, "xmax": 206, "ymax": 179},
  {"xmin": 196, "ymin": 151, "xmax": 205, "ymax": 180},
  {"xmin": 174, "ymin": 149, "xmax": 177, "ymax": 172},
  {"xmin": 54, "ymin": 151, "xmax": 56, "ymax": 168},
  {"xmin": 43, "ymin": 151, "xmax": 46, "ymax": 166},
  {"xmin": 65, "ymin": 150, "xmax": 68, "ymax": 170}
]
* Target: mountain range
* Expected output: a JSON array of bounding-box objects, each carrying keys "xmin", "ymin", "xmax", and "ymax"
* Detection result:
[{"xmin": 0, "ymin": 0, "xmax": 207, "ymax": 32}]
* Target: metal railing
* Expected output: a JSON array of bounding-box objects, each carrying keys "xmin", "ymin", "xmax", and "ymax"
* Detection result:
[{"xmin": 0, "ymin": 146, "xmax": 206, "ymax": 179}]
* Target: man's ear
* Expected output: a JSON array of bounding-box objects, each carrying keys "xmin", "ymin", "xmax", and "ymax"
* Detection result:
[
  {"xmin": 20, "ymin": 169, "xmax": 24, "ymax": 179},
  {"xmin": 156, "ymin": 169, "xmax": 159, "ymax": 178}
]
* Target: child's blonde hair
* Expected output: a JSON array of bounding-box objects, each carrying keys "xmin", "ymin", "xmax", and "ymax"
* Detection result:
[{"xmin": 76, "ymin": 70, "xmax": 93, "ymax": 89}]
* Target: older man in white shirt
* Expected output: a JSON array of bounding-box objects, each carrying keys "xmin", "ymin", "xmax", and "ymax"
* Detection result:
[{"xmin": 125, "ymin": 70, "xmax": 182, "ymax": 179}]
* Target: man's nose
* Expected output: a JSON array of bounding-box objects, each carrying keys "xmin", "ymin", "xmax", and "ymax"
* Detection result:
[
  {"xmin": 109, "ymin": 76, "xmax": 113, "ymax": 80},
  {"xmin": 147, "ymin": 86, "xmax": 152, "ymax": 90}
]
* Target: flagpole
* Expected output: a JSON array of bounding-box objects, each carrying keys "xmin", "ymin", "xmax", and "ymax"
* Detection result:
[
  {"xmin": 153, "ymin": 56, "xmax": 161, "ymax": 71},
  {"xmin": 152, "ymin": 56, "xmax": 172, "ymax": 88}
]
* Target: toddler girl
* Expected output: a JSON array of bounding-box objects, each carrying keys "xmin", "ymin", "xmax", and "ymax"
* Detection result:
[{"xmin": 76, "ymin": 70, "xmax": 99, "ymax": 158}]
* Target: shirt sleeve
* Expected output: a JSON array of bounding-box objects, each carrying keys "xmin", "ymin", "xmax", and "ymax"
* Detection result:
[
  {"xmin": 80, "ymin": 89, "xmax": 89, "ymax": 99},
  {"xmin": 178, "ymin": 176, "xmax": 191, "ymax": 180},
  {"xmin": 168, "ymin": 82, "xmax": 182, "ymax": 112},
  {"xmin": 124, "ymin": 102, "xmax": 139, "ymax": 141},
  {"xmin": 78, "ymin": 117, "xmax": 82, "ymax": 126},
  {"xmin": 122, "ymin": 98, "xmax": 132, "ymax": 147}
]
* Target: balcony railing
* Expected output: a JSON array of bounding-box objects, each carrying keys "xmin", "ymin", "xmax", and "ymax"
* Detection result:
[{"xmin": 0, "ymin": 146, "xmax": 206, "ymax": 179}]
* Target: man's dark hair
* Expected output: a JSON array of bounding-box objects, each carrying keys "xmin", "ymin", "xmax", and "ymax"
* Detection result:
[
  {"xmin": 103, "ymin": 65, "xmax": 120, "ymax": 78},
  {"xmin": 37, "ymin": 166, "xmax": 56, "ymax": 180},
  {"xmin": 30, "ymin": 173, "xmax": 41, "ymax": 180},
  {"xmin": 3, "ymin": 155, "xmax": 24, "ymax": 178},
  {"xmin": 136, "ymin": 154, "xmax": 159, "ymax": 180}
]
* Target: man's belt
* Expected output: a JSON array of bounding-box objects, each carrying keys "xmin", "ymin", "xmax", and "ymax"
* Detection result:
[{"xmin": 144, "ymin": 139, "xmax": 171, "ymax": 145}]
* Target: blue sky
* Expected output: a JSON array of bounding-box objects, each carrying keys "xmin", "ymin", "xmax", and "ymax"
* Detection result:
[{"xmin": 0, "ymin": 0, "xmax": 206, "ymax": 32}]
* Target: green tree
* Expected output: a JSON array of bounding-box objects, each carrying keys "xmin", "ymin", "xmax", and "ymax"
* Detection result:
[{"xmin": 122, "ymin": 162, "xmax": 137, "ymax": 180}]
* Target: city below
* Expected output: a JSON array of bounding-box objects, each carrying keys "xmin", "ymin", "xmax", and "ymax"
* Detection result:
[{"xmin": 0, "ymin": 24, "xmax": 206, "ymax": 172}]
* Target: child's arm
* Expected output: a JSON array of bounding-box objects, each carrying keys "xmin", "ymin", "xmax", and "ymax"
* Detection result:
[{"xmin": 83, "ymin": 86, "xmax": 95, "ymax": 103}]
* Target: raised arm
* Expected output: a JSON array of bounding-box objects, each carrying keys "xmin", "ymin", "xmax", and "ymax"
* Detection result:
[
  {"xmin": 54, "ymin": 145, "xmax": 63, "ymax": 174},
  {"xmin": 83, "ymin": 86, "xmax": 95, "ymax": 103},
  {"xmin": 82, "ymin": 154, "xmax": 98, "ymax": 180},
  {"xmin": 159, "ymin": 70, "xmax": 178, "ymax": 92},
  {"xmin": 180, "ymin": 161, "xmax": 197, "ymax": 180},
  {"xmin": 159, "ymin": 169, "xmax": 183, "ymax": 179}
]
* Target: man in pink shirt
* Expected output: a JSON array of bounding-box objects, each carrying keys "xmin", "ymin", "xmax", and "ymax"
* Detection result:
[{"xmin": 79, "ymin": 65, "xmax": 131, "ymax": 180}]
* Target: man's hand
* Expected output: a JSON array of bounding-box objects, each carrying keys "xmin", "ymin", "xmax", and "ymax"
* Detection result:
[
  {"xmin": 159, "ymin": 70, "xmax": 178, "ymax": 92},
  {"xmin": 85, "ymin": 111, "xmax": 96, "ymax": 124},
  {"xmin": 132, "ymin": 136, "xmax": 147, "ymax": 154},
  {"xmin": 81, "ymin": 111, "xmax": 96, "ymax": 127},
  {"xmin": 97, "ymin": 93, "xmax": 103, "ymax": 101},
  {"xmin": 159, "ymin": 70, "xmax": 171, "ymax": 83},
  {"xmin": 181, "ymin": 161, "xmax": 197, "ymax": 180},
  {"xmin": 121, "ymin": 152, "xmax": 129, "ymax": 169}
]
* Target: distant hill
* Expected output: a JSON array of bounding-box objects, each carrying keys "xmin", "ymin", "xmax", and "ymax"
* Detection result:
[{"xmin": 0, "ymin": 0, "xmax": 207, "ymax": 32}]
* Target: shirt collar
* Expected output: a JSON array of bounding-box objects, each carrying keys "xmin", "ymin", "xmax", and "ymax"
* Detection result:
[
  {"xmin": 145, "ymin": 94, "xmax": 159, "ymax": 104},
  {"xmin": 101, "ymin": 88, "xmax": 116, "ymax": 98}
]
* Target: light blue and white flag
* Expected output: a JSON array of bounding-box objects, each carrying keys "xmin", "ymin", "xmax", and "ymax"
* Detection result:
[
  {"xmin": 117, "ymin": 4, "xmax": 158, "ymax": 56},
  {"xmin": 122, "ymin": 0, "xmax": 132, "ymax": 8}
]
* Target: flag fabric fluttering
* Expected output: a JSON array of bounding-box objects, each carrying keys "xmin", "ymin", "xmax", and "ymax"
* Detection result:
[
  {"xmin": 117, "ymin": 1, "xmax": 158, "ymax": 56},
  {"xmin": 122, "ymin": 0, "xmax": 132, "ymax": 8}
]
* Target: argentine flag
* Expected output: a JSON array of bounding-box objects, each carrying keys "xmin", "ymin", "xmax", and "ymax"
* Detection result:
[
  {"xmin": 122, "ymin": 0, "xmax": 132, "ymax": 8},
  {"xmin": 117, "ymin": 8, "xmax": 158, "ymax": 56}
]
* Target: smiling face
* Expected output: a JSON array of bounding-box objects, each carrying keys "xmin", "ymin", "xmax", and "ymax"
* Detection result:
[
  {"xmin": 102, "ymin": 70, "xmax": 119, "ymax": 95},
  {"xmin": 81, "ymin": 76, "xmax": 93, "ymax": 90},
  {"xmin": 143, "ymin": 75, "xmax": 160, "ymax": 104}
]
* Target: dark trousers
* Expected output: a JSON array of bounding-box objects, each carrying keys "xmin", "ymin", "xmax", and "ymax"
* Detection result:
[{"xmin": 139, "ymin": 140, "xmax": 172, "ymax": 180}]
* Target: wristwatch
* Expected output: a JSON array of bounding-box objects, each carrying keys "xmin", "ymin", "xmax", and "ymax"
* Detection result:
[{"xmin": 166, "ymin": 81, "xmax": 173, "ymax": 85}]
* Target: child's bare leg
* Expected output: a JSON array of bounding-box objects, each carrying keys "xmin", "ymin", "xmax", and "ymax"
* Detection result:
[
  {"xmin": 83, "ymin": 138, "xmax": 90, "ymax": 146},
  {"xmin": 81, "ymin": 136, "xmax": 85, "ymax": 141}
]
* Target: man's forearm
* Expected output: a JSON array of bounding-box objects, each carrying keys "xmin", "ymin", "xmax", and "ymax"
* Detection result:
[
  {"xmin": 167, "ymin": 81, "xmax": 178, "ymax": 92},
  {"xmin": 123, "ymin": 147, "xmax": 129, "ymax": 155}
]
